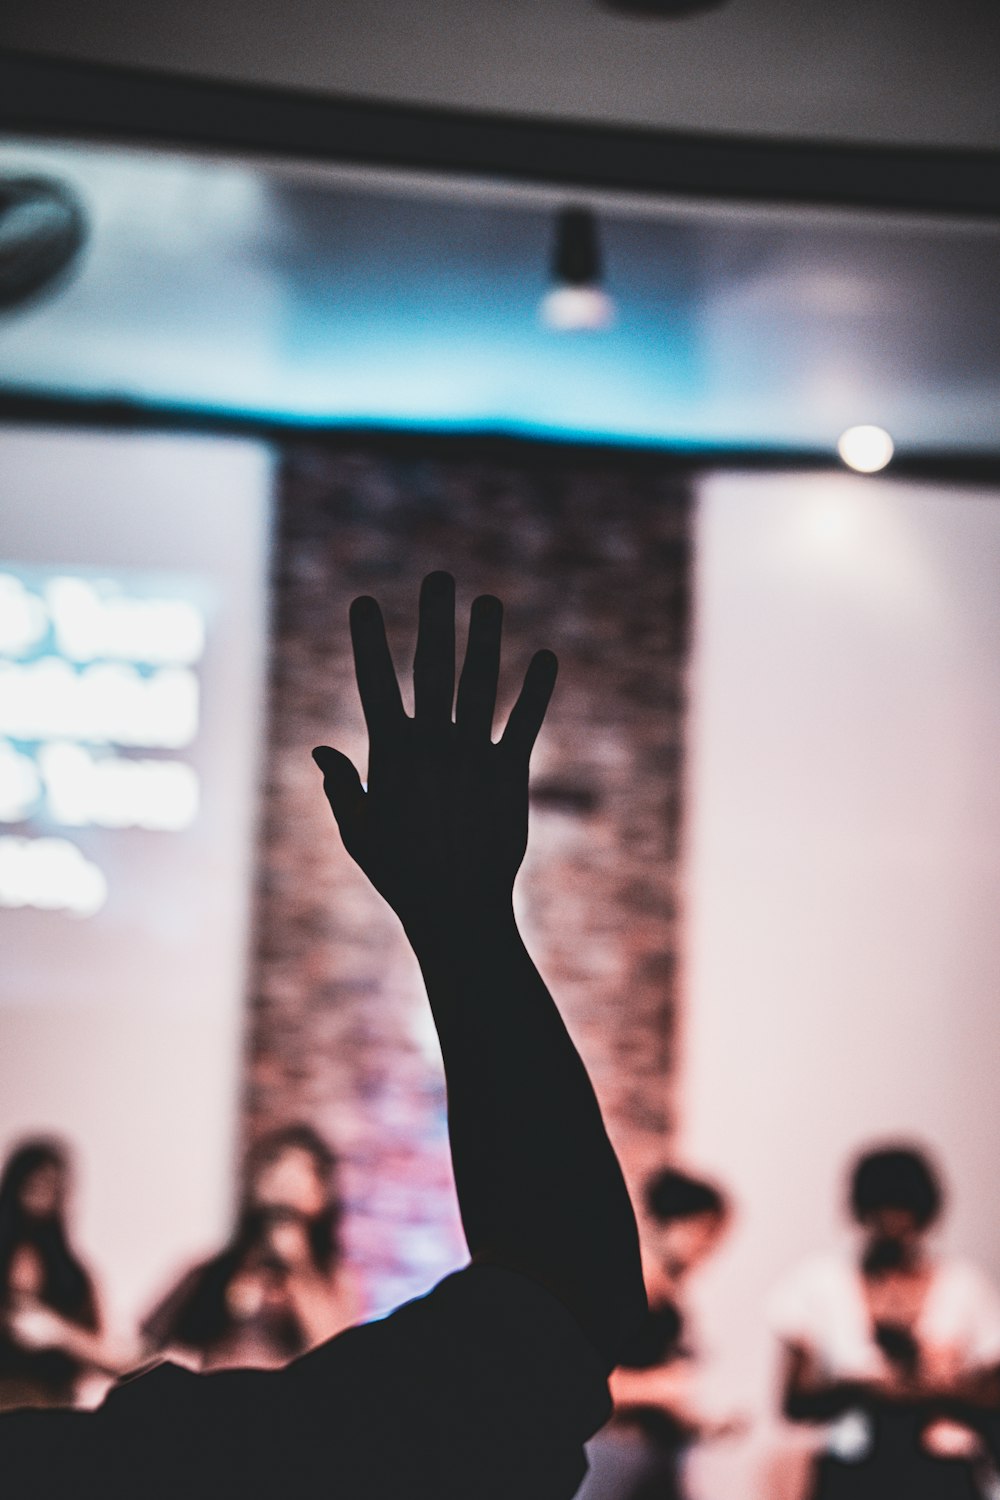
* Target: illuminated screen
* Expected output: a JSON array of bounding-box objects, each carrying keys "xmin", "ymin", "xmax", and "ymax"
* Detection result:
[
  {"xmin": 0, "ymin": 566, "xmax": 211, "ymax": 916},
  {"xmin": 0, "ymin": 428, "xmax": 272, "ymax": 1328}
]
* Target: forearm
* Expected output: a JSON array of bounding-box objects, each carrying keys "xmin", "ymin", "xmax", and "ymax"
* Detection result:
[
  {"xmin": 610, "ymin": 1363, "xmax": 694, "ymax": 1420},
  {"xmin": 784, "ymin": 1378, "xmax": 879, "ymax": 1422},
  {"xmin": 913, "ymin": 1367, "xmax": 1000, "ymax": 1421},
  {"xmin": 50, "ymin": 1321, "xmax": 130, "ymax": 1376},
  {"xmin": 406, "ymin": 899, "xmax": 646, "ymax": 1369}
]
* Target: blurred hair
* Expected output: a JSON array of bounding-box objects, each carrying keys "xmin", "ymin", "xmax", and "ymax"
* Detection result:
[
  {"xmin": 0, "ymin": 1137, "xmax": 97, "ymax": 1326},
  {"xmin": 644, "ymin": 1167, "xmax": 726, "ymax": 1225},
  {"xmin": 849, "ymin": 1144, "xmax": 943, "ymax": 1229},
  {"xmin": 245, "ymin": 1124, "xmax": 336, "ymax": 1182}
]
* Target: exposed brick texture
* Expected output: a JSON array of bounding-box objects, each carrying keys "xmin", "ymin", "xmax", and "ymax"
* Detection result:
[{"xmin": 245, "ymin": 440, "xmax": 693, "ymax": 1315}]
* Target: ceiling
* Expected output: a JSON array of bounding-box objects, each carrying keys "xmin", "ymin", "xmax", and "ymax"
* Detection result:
[
  {"xmin": 2, "ymin": 0, "xmax": 1000, "ymax": 153},
  {"xmin": 0, "ymin": 137, "xmax": 998, "ymax": 455}
]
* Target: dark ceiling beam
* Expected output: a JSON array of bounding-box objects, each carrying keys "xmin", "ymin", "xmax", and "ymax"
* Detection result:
[
  {"xmin": 1, "ymin": 390, "xmax": 998, "ymax": 483},
  {"xmin": 2, "ymin": 48, "xmax": 999, "ymax": 220}
]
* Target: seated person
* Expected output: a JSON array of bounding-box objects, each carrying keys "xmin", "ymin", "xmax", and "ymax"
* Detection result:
[
  {"xmin": 0, "ymin": 572, "xmax": 647, "ymax": 1499},
  {"xmin": 586, "ymin": 1168, "xmax": 740, "ymax": 1500},
  {"xmin": 770, "ymin": 1143, "xmax": 1000, "ymax": 1500},
  {"xmin": 0, "ymin": 1139, "xmax": 126, "ymax": 1409},
  {"xmin": 142, "ymin": 1125, "xmax": 359, "ymax": 1369}
]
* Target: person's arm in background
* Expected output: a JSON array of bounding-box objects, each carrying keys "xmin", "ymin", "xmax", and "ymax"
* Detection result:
[
  {"xmin": 609, "ymin": 1362, "xmax": 698, "ymax": 1426},
  {"xmin": 609, "ymin": 1357, "xmax": 747, "ymax": 1439},
  {"xmin": 782, "ymin": 1340, "xmax": 1000, "ymax": 1426},
  {"xmin": 6, "ymin": 1297, "xmax": 133, "ymax": 1380},
  {"xmin": 779, "ymin": 1342, "xmax": 914, "ymax": 1422},
  {"xmin": 313, "ymin": 572, "xmax": 646, "ymax": 1370}
]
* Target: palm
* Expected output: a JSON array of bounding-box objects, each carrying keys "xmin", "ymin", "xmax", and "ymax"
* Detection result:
[{"xmin": 314, "ymin": 573, "xmax": 557, "ymax": 929}]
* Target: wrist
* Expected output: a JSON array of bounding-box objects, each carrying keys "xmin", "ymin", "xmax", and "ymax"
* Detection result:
[{"xmin": 403, "ymin": 894, "xmax": 519, "ymax": 959}]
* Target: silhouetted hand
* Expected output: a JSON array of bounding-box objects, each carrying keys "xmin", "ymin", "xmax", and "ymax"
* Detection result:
[{"xmin": 313, "ymin": 572, "xmax": 557, "ymax": 932}]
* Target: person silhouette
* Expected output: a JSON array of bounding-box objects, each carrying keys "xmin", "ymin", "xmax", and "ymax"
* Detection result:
[
  {"xmin": 0, "ymin": 572, "xmax": 646, "ymax": 1498},
  {"xmin": 771, "ymin": 1143, "xmax": 1000, "ymax": 1500},
  {"xmin": 0, "ymin": 1138, "xmax": 124, "ymax": 1409}
]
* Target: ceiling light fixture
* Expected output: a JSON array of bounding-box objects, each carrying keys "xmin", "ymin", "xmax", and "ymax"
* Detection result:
[
  {"xmin": 837, "ymin": 425, "xmax": 894, "ymax": 474},
  {"xmin": 541, "ymin": 206, "xmax": 615, "ymax": 332},
  {"xmin": 598, "ymin": 0, "xmax": 729, "ymax": 17},
  {"xmin": 0, "ymin": 176, "xmax": 87, "ymax": 314}
]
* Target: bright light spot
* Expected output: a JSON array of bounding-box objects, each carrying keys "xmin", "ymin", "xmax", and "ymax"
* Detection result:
[
  {"xmin": 0, "ymin": 835, "xmax": 107, "ymax": 917},
  {"xmin": 0, "ymin": 660, "xmax": 199, "ymax": 747},
  {"xmin": 38, "ymin": 744, "xmax": 199, "ymax": 830},
  {"xmin": 0, "ymin": 740, "xmax": 41, "ymax": 822},
  {"xmin": 0, "ymin": 574, "xmax": 48, "ymax": 657},
  {"xmin": 46, "ymin": 577, "xmax": 205, "ymax": 665},
  {"xmin": 541, "ymin": 285, "xmax": 616, "ymax": 332},
  {"xmin": 837, "ymin": 425, "xmax": 894, "ymax": 474}
]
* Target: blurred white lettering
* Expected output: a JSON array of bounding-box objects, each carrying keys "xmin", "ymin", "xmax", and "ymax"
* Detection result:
[
  {"xmin": 0, "ymin": 660, "xmax": 199, "ymax": 748},
  {"xmin": 0, "ymin": 835, "xmax": 108, "ymax": 917}
]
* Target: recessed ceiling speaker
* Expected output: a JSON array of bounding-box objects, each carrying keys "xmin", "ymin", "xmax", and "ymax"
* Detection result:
[
  {"xmin": 599, "ymin": 0, "xmax": 728, "ymax": 15},
  {"xmin": 0, "ymin": 176, "xmax": 88, "ymax": 313}
]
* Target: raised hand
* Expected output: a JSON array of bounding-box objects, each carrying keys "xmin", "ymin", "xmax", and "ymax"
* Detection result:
[
  {"xmin": 313, "ymin": 571, "xmax": 644, "ymax": 1368},
  {"xmin": 313, "ymin": 572, "xmax": 557, "ymax": 932}
]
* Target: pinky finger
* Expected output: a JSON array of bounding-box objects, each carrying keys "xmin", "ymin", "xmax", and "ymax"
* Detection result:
[{"xmin": 500, "ymin": 649, "xmax": 558, "ymax": 761}]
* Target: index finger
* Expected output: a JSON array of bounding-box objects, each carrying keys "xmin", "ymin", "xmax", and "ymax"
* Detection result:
[{"xmin": 350, "ymin": 595, "xmax": 405, "ymax": 733}]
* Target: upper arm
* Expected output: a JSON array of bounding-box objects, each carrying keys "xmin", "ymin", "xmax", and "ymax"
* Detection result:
[{"xmin": 318, "ymin": 1265, "xmax": 612, "ymax": 1500}]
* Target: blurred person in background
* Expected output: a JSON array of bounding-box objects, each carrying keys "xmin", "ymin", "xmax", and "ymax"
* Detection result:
[
  {"xmin": 771, "ymin": 1143, "xmax": 1000, "ymax": 1500},
  {"xmin": 142, "ymin": 1124, "xmax": 360, "ymax": 1369},
  {"xmin": 0, "ymin": 1138, "xmax": 126, "ymax": 1408},
  {"xmin": 584, "ymin": 1167, "xmax": 743, "ymax": 1500}
]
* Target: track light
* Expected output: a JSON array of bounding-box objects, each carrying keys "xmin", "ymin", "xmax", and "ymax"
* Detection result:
[
  {"xmin": 0, "ymin": 176, "xmax": 87, "ymax": 313},
  {"xmin": 541, "ymin": 206, "xmax": 615, "ymax": 331}
]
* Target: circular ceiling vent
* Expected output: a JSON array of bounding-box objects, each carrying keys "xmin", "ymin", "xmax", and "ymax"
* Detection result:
[
  {"xmin": 0, "ymin": 176, "xmax": 87, "ymax": 313},
  {"xmin": 599, "ymin": 0, "xmax": 729, "ymax": 15}
]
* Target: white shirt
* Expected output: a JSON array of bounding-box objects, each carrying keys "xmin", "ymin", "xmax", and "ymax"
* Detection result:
[{"xmin": 769, "ymin": 1250, "xmax": 1000, "ymax": 1458}]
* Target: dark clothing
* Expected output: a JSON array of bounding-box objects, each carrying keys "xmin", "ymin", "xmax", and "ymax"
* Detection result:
[
  {"xmin": 0, "ymin": 1337, "xmax": 79, "ymax": 1409},
  {"xmin": 615, "ymin": 1299, "xmax": 687, "ymax": 1449},
  {"xmin": 811, "ymin": 1329, "xmax": 987, "ymax": 1500},
  {"xmin": 811, "ymin": 1405, "xmax": 986, "ymax": 1500},
  {"xmin": 811, "ymin": 1443, "xmax": 982, "ymax": 1500},
  {"xmin": 0, "ymin": 1264, "xmax": 610, "ymax": 1500},
  {"xmin": 611, "ymin": 1299, "xmax": 687, "ymax": 1500}
]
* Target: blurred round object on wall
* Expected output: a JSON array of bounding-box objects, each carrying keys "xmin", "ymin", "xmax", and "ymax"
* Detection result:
[
  {"xmin": 598, "ymin": 0, "xmax": 729, "ymax": 16},
  {"xmin": 0, "ymin": 176, "xmax": 87, "ymax": 313}
]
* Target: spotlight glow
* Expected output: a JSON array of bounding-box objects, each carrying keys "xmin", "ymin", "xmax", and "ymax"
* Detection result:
[
  {"xmin": 837, "ymin": 425, "xmax": 894, "ymax": 474},
  {"xmin": 541, "ymin": 286, "xmax": 616, "ymax": 332}
]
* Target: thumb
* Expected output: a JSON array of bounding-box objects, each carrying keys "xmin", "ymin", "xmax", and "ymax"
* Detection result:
[{"xmin": 312, "ymin": 746, "xmax": 365, "ymax": 835}]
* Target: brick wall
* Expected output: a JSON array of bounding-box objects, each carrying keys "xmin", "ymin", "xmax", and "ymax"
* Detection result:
[{"xmin": 245, "ymin": 439, "xmax": 693, "ymax": 1314}]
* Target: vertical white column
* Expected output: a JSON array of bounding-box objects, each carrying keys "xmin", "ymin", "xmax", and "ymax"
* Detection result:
[{"xmin": 681, "ymin": 472, "xmax": 1000, "ymax": 1495}]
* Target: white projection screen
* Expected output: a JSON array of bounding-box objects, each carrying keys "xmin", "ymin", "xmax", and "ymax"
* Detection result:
[{"xmin": 0, "ymin": 426, "xmax": 273, "ymax": 1333}]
